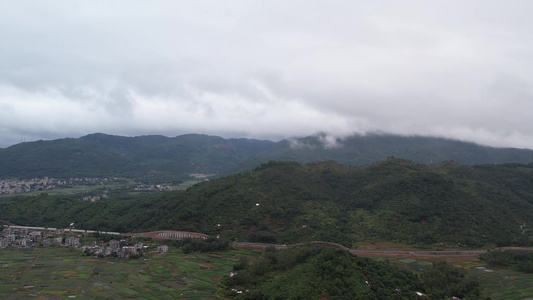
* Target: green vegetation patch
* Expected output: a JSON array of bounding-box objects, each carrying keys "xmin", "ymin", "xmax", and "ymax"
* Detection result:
[
  {"xmin": 4, "ymin": 159, "xmax": 533, "ymax": 247},
  {"xmin": 480, "ymin": 249, "xmax": 533, "ymax": 273},
  {"xmin": 476, "ymin": 268, "xmax": 533, "ymax": 300},
  {"xmin": 220, "ymin": 245, "xmax": 480, "ymax": 299},
  {"xmin": 0, "ymin": 246, "xmax": 239, "ymax": 299}
]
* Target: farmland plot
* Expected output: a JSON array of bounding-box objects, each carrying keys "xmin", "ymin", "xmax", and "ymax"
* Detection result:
[{"xmin": 0, "ymin": 246, "xmax": 244, "ymax": 299}]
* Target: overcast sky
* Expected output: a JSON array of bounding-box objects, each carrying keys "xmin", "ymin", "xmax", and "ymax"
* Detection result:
[{"xmin": 1, "ymin": 1, "xmax": 532, "ymax": 149}]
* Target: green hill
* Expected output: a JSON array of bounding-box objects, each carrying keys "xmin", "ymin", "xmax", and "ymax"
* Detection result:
[
  {"xmin": 0, "ymin": 133, "xmax": 276, "ymax": 180},
  {"xmin": 237, "ymin": 133, "xmax": 533, "ymax": 171},
  {"xmin": 0, "ymin": 138, "xmax": 144, "ymax": 178},
  {"xmin": 220, "ymin": 246, "xmax": 480, "ymax": 299},
  {"xmin": 1, "ymin": 132, "xmax": 532, "ymax": 182},
  {"xmin": 2, "ymin": 158, "xmax": 532, "ymax": 248}
]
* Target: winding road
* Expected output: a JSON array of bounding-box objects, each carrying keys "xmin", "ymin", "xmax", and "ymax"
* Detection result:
[{"xmin": 232, "ymin": 241, "xmax": 532, "ymax": 257}]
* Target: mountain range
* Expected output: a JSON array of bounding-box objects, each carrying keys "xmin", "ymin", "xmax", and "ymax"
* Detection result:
[{"xmin": 1, "ymin": 132, "xmax": 532, "ymax": 180}]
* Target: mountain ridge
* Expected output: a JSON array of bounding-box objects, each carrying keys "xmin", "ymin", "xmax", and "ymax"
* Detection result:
[{"xmin": 1, "ymin": 132, "xmax": 532, "ymax": 180}]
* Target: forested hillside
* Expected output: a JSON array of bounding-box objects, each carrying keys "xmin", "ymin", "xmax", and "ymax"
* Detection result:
[
  {"xmin": 0, "ymin": 138, "xmax": 144, "ymax": 178},
  {"xmin": 2, "ymin": 158, "xmax": 532, "ymax": 248},
  {"xmin": 0, "ymin": 133, "xmax": 276, "ymax": 180},
  {"xmin": 1, "ymin": 132, "xmax": 532, "ymax": 181},
  {"xmin": 238, "ymin": 133, "xmax": 533, "ymax": 170},
  {"xmin": 220, "ymin": 245, "xmax": 480, "ymax": 299}
]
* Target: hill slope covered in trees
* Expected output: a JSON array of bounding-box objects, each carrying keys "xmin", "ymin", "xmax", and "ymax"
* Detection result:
[
  {"xmin": 220, "ymin": 245, "xmax": 480, "ymax": 299},
  {"xmin": 2, "ymin": 158, "xmax": 532, "ymax": 248},
  {"xmin": 0, "ymin": 133, "xmax": 276, "ymax": 180},
  {"xmin": 1, "ymin": 132, "xmax": 532, "ymax": 181},
  {"xmin": 238, "ymin": 133, "xmax": 533, "ymax": 171}
]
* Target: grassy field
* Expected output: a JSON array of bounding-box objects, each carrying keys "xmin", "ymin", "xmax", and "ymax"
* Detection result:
[{"xmin": 0, "ymin": 246, "xmax": 260, "ymax": 299}]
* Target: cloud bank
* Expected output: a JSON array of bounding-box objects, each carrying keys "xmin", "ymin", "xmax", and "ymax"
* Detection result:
[{"xmin": 1, "ymin": 1, "xmax": 532, "ymax": 149}]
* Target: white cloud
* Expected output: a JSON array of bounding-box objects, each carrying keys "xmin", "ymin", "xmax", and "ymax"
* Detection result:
[{"xmin": 0, "ymin": 1, "xmax": 532, "ymax": 149}]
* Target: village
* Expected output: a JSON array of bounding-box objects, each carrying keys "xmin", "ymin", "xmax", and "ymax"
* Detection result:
[
  {"xmin": 0, "ymin": 177, "xmax": 61, "ymax": 195},
  {"xmin": 0, "ymin": 177, "xmax": 118, "ymax": 195},
  {"xmin": 0, "ymin": 225, "xmax": 171, "ymax": 258},
  {"xmin": 0, "ymin": 176, "xmax": 174, "ymax": 198}
]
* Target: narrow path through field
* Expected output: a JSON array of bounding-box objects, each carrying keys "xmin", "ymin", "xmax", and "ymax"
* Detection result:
[
  {"xmin": 73, "ymin": 264, "xmax": 97, "ymax": 294},
  {"xmin": 13, "ymin": 248, "xmax": 43, "ymax": 282}
]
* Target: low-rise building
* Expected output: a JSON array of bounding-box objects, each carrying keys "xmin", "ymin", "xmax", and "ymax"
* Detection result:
[
  {"xmin": 157, "ymin": 245, "xmax": 169, "ymax": 254},
  {"xmin": 65, "ymin": 237, "xmax": 81, "ymax": 248},
  {"xmin": 0, "ymin": 239, "xmax": 9, "ymax": 248}
]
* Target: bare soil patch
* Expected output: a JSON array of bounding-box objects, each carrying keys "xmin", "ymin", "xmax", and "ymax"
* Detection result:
[
  {"xmin": 164, "ymin": 281, "xmax": 185, "ymax": 289},
  {"xmin": 198, "ymin": 262, "xmax": 215, "ymax": 269}
]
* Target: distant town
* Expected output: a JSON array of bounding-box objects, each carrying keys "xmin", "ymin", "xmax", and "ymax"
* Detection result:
[
  {"xmin": 0, "ymin": 177, "xmax": 117, "ymax": 195},
  {"xmin": 0, "ymin": 177, "xmax": 173, "ymax": 198}
]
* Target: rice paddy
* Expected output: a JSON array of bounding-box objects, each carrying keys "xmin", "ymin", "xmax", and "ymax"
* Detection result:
[
  {"xmin": 384, "ymin": 255, "xmax": 533, "ymax": 300},
  {"xmin": 0, "ymin": 246, "xmax": 254, "ymax": 299},
  {"xmin": 2, "ymin": 246, "xmax": 532, "ymax": 299}
]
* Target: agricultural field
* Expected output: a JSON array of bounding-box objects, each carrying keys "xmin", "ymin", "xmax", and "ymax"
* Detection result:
[
  {"xmin": 2, "ymin": 245, "xmax": 533, "ymax": 299},
  {"xmin": 0, "ymin": 246, "xmax": 258, "ymax": 299},
  {"xmin": 382, "ymin": 255, "xmax": 533, "ymax": 300}
]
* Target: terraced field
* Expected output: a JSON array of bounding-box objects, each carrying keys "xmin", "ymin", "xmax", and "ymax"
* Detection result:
[
  {"xmin": 2, "ymin": 246, "xmax": 533, "ymax": 299},
  {"xmin": 0, "ymin": 246, "xmax": 256, "ymax": 299},
  {"xmin": 383, "ymin": 255, "xmax": 533, "ymax": 300}
]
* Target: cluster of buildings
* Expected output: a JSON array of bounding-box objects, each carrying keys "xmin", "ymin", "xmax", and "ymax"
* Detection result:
[
  {"xmin": 0, "ymin": 225, "xmax": 119, "ymax": 249},
  {"xmin": 0, "ymin": 225, "xmax": 167, "ymax": 259},
  {"xmin": 83, "ymin": 240, "xmax": 148, "ymax": 258},
  {"xmin": 78, "ymin": 238, "xmax": 170, "ymax": 258},
  {"xmin": 0, "ymin": 225, "xmax": 177, "ymax": 259},
  {"xmin": 0, "ymin": 177, "xmax": 119, "ymax": 195},
  {"xmin": 1, "ymin": 176, "xmax": 180, "ymax": 197},
  {"xmin": 1, "ymin": 225, "xmax": 209, "ymax": 259},
  {"xmin": 0, "ymin": 226, "xmax": 48, "ymax": 248},
  {"xmin": 133, "ymin": 184, "xmax": 173, "ymax": 192},
  {"xmin": 0, "ymin": 226, "xmax": 87, "ymax": 249},
  {"xmin": 81, "ymin": 194, "xmax": 109, "ymax": 202},
  {"xmin": 0, "ymin": 177, "xmax": 60, "ymax": 195}
]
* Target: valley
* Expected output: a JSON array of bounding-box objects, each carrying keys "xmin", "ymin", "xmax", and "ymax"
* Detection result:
[
  {"xmin": 2, "ymin": 133, "xmax": 533, "ymax": 299},
  {"xmin": 4, "ymin": 0, "xmax": 533, "ymax": 297}
]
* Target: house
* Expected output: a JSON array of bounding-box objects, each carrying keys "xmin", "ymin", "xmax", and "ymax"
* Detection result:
[
  {"xmin": 123, "ymin": 246, "xmax": 138, "ymax": 257},
  {"xmin": 109, "ymin": 240, "xmax": 120, "ymax": 250},
  {"xmin": 18, "ymin": 238, "xmax": 30, "ymax": 247},
  {"xmin": 157, "ymin": 245, "xmax": 169, "ymax": 254},
  {"xmin": 133, "ymin": 243, "xmax": 143, "ymax": 251},
  {"xmin": 65, "ymin": 237, "xmax": 81, "ymax": 248},
  {"xmin": 7, "ymin": 234, "xmax": 16, "ymax": 243},
  {"xmin": 30, "ymin": 231, "xmax": 42, "ymax": 243},
  {"xmin": 0, "ymin": 239, "xmax": 9, "ymax": 248}
]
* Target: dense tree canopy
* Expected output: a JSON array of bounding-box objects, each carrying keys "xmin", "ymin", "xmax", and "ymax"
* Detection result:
[
  {"xmin": 220, "ymin": 246, "xmax": 480, "ymax": 299},
  {"xmin": 1, "ymin": 158, "xmax": 532, "ymax": 248}
]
